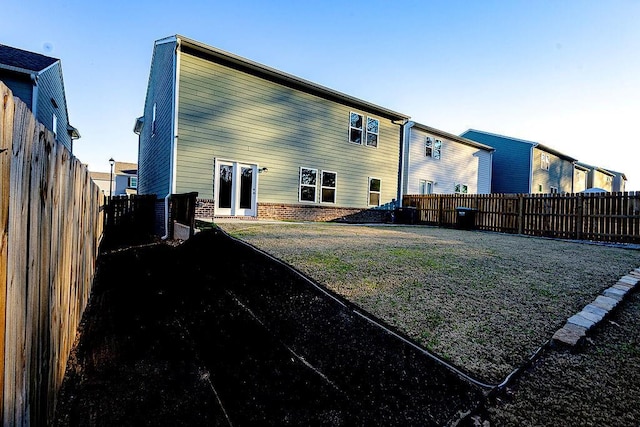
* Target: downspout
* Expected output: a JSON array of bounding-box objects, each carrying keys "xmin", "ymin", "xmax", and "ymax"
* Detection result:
[
  {"xmin": 30, "ymin": 73, "xmax": 38, "ymax": 117},
  {"xmin": 396, "ymin": 120, "xmax": 411, "ymax": 207},
  {"xmin": 163, "ymin": 37, "xmax": 181, "ymax": 239},
  {"xmin": 529, "ymin": 144, "xmax": 536, "ymax": 193}
]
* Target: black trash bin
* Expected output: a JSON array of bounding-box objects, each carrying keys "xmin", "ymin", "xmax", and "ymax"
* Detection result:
[
  {"xmin": 394, "ymin": 207, "xmax": 418, "ymax": 224},
  {"xmin": 455, "ymin": 207, "xmax": 477, "ymax": 230}
]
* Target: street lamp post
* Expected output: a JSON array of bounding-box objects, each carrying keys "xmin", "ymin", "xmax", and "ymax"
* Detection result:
[{"xmin": 109, "ymin": 158, "xmax": 115, "ymax": 198}]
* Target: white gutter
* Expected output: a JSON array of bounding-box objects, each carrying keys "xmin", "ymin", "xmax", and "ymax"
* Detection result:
[{"xmin": 163, "ymin": 37, "xmax": 181, "ymax": 239}]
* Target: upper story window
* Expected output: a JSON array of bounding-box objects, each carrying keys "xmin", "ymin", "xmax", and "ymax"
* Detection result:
[
  {"xmin": 321, "ymin": 171, "xmax": 337, "ymax": 203},
  {"xmin": 425, "ymin": 137, "xmax": 442, "ymax": 159},
  {"xmin": 128, "ymin": 176, "xmax": 138, "ymax": 189},
  {"xmin": 454, "ymin": 183, "xmax": 468, "ymax": 194},
  {"xmin": 349, "ymin": 112, "xmax": 379, "ymax": 148},
  {"xmin": 368, "ymin": 178, "xmax": 381, "ymax": 206},
  {"xmin": 299, "ymin": 167, "xmax": 318, "ymax": 203},
  {"xmin": 366, "ymin": 117, "xmax": 379, "ymax": 147},
  {"xmin": 152, "ymin": 103, "xmax": 157, "ymax": 136},
  {"xmin": 541, "ymin": 153, "xmax": 550, "ymax": 170},
  {"xmin": 52, "ymin": 114, "xmax": 58, "ymax": 139}
]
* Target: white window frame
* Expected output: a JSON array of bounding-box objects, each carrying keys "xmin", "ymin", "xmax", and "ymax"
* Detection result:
[
  {"xmin": 433, "ymin": 139, "xmax": 442, "ymax": 159},
  {"xmin": 320, "ymin": 170, "xmax": 337, "ymax": 204},
  {"xmin": 349, "ymin": 112, "xmax": 379, "ymax": 148},
  {"xmin": 365, "ymin": 117, "xmax": 379, "ymax": 148},
  {"xmin": 368, "ymin": 177, "xmax": 381, "ymax": 206},
  {"xmin": 52, "ymin": 114, "xmax": 57, "ymax": 139},
  {"xmin": 349, "ymin": 112, "xmax": 364, "ymax": 145},
  {"xmin": 541, "ymin": 153, "xmax": 550, "ymax": 171},
  {"xmin": 129, "ymin": 176, "xmax": 138, "ymax": 189},
  {"xmin": 419, "ymin": 179, "xmax": 433, "ymax": 195},
  {"xmin": 152, "ymin": 102, "xmax": 157, "ymax": 136},
  {"xmin": 425, "ymin": 137, "xmax": 442, "ymax": 159},
  {"xmin": 299, "ymin": 167, "xmax": 318, "ymax": 203},
  {"xmin": 454, "ymin": 183, "xmax": 468, "ymax": 194}
]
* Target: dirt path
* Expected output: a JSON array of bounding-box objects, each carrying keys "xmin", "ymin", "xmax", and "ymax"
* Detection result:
[{"xmin": 54, "ymin": 229, "xmax": 486, "ymax": 426}]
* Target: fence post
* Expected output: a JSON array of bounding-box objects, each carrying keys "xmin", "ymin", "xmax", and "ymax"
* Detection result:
[
  {"xmin": 438, "ymin": 195, "xmax": 444, "ymax": 227},
  {"xmin": 517, "ymin": 194, "xmax": 524, "ymax": 235},
  {"xmin": 576, "ymin": 193, "xmax": 584, "ymax": 240}
]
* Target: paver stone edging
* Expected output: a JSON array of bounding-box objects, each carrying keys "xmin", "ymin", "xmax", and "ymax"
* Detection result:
[{"xmin": 552, "ymin": 269, "xmax": 640, "ymax": 347}]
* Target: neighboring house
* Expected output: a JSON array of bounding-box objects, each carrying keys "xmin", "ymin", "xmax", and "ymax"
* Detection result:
[
  {"xmin": 402, "ymin": 122, "xmax": 493, "ymax": 195},
  {"xmin": 461, "ymin": 129, "xmax": 577, "ymax": 194},
  {"xmin": 573, "ymin": 163, "xmax": 589, "ymax": 193},
  {"xmin": 0, "ymin": 44, "xmax": 80, "ymax": 152},
  {"xmin": 605, "ymin": 169, "xmax": 627, "ymax": 192},
  {"xmin": 135, "ymin": 35, "xmax": 409, "ymax": 229},
  {"xmin": 89, "ymin": 161, "xmax": 138, "ymax": 196},
  {"xmin": 576, "ymin": 162, "xmax": 615, "ymax": 192}
]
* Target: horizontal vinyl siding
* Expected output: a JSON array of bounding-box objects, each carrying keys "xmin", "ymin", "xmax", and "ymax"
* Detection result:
[
  {"xmin": 531, "ymin": 148, "xmax": 574, "ymax": 193},
  {"xmin": 175, "ymin": 52, "xmax": 401, "ymax": 207},
  {"xmin": 36, "ymin": 64, "xmax": 72, "ymax": 150},
  {"xmin": 461, "ymin": 130, "xmax": 531, "ymax": 194},
  {"xmin": 592, "ymin": 171, "xmax": 613, "ymax": 191},
  {"xmin": 138, "ymin": 41, "xmax": 175, "ymax": 198},
  {"xmin": 405, "ymin": 127, "xmax": 492, "ymax": 194},
  {"xmin": 0, "ymin": 74, "xmax": 33, "ymax": 110},
  {"xmin": 574, "ymin": 168, "xmax": 587, "ymax": 192}
]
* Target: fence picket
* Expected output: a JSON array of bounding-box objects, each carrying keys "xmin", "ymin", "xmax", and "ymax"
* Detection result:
[
  {"xmin": 403, "ymin": 192, "xmax": 640, "ymax": 243},
  {"xmin": 0, "ymin": 82, "xmax": 104, "ymax": 424}
]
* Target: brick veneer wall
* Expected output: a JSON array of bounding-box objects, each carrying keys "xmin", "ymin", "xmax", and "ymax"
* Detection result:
[
  {"xmin": 258, "ymin": 203, "xmax": 391, "ymax": 223},
  {"xmin": 194, "ymin": 199, "xmax": 391, "ymax": 223}
]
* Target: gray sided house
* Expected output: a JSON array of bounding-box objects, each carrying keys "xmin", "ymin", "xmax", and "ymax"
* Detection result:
[
  {"xmin": 402, "ymin": 122, "xmax": 493, "ymax": 195},
  {"xmin": 573, "ymin": 163, "xmax": 589, "ymax": 193},
  {"xmin": 576, "ymin": 162, "xmax": 616, "ymax": 192},
  {"xmin": 0, "ymin": 44, "xmax": 79, "ymax": 152},
  {"xmin": 605, "ymin": 169, "xmax": 627, "ymax": 192},
  {"xmin": 461, "ymin": 129, "xmax": 576, "ymax": 194},
  {"xmin": 135, "ymin": 35, "xmax": 409, "ymax": 231}
]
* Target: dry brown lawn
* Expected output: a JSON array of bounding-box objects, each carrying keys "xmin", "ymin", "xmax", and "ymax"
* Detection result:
[{"xmin": 217, "ymin": 222, "xmax": 640, "ymax": 385}]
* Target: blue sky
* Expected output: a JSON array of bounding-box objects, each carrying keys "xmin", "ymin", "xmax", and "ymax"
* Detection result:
[{"xmin": 3, "ymin": 0, "xmax": 639, "ymax": 189}]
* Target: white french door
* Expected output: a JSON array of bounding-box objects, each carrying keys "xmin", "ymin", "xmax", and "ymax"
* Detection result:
[{"xmin": 215, "ymin": 160, "xmax": 257, "ymax": 216}]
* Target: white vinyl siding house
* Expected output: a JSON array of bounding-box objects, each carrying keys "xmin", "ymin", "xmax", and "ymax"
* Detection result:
[{"xmin": 402, "ymin": 122, "xmax": 493, "ymax": 195}]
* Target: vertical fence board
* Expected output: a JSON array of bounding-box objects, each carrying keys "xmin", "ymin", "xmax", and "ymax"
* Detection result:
[
  {"xmin": 403, "ymin": 192, "xmax": 640, "ymax": 244},
  {"xmin": 0, "ymin": 81, "xmax": 15, "ymax": 420},
  {"xmin": 0, "ymin": 82, "xmax": 104, "ymax": 424}
]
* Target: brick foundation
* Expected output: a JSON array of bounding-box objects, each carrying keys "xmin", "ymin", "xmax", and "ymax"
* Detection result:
[{"xmin": 194, "ymin": 199, "xmax": 392, "ymax": 223}]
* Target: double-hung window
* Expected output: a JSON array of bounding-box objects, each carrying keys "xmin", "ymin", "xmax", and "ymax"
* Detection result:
[
  {"xmin": 425, "ymin": 137, "xmax": 442, "ymax": 159},
  {"xmin": 349, "ymin": 112, "xmax": 379, "ymax": 148},
  {"xmin": 129, "ymin": 176, "xmax": 138, "ymax": 189},
  {"xmin": 419, "ymin": 180, "xmax": 433, "ymax": 195},
  {"xmin": 454, "ymin": 183, "xmax": 468, "ymax": 194},
  {"xmin": 321, "ymin": 171, "xmax": 337, "ymax": 203},
  {"xmin": 541, "ymin": 153, "xmax": 550, "ymax": 170},
  {"xmin": 299, "ymin": 167, "xmax": 318, "ymax": 202},
  {"xmin": 368, "ymin": 178, "xmax": 381, "ymax": 206}
]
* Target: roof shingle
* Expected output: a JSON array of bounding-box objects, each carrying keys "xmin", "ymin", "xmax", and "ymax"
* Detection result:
[{"xmin": 0, "ymin": 44, "xmax": 58, "ymax": 72}]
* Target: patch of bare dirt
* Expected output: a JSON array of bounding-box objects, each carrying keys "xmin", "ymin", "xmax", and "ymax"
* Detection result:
[{"xmin": 54, "ymin": 229, "xmax": 486, "ymax": 426}]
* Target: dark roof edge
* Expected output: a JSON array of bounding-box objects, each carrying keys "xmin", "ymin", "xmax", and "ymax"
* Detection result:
[
  {"xmin": 174, "ymin": 35, "xmax": 410, "ymax": 121},
  {"xmin": 410, "ymin": 122, "xmax": 494, "ymax": 151},
  {"xmin": 463, "ymin": 129, "xmax": 576, "ymax": 162}
]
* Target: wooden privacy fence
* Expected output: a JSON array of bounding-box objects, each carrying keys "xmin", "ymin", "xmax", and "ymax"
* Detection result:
[
  {"xmin": 403, "ymin": 192, "xmax": 640, "ymax": 243},
  {"xmin": 1, "ymin": 82, "xmax": 104, "ymax": 425},
  {"xmin": 103, "ymin": 194, "xmax": 156, "ymax": 248}
]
